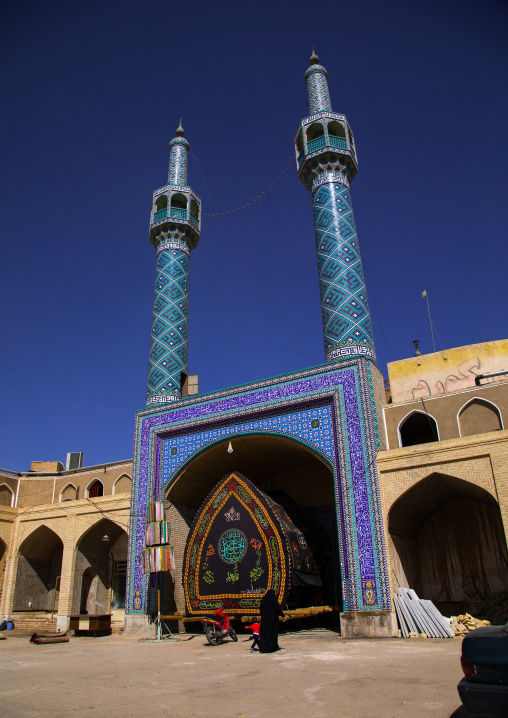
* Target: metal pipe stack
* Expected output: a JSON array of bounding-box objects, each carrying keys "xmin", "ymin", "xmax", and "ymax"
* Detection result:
[{"xmin": 393, "ymin": 587, "xmax": 455, "ymax": 638}]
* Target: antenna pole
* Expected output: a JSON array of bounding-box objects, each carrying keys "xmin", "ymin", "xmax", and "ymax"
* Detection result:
[{"xmin": 422, "ymin": 290, "xmax": 435, "ymax": 352}]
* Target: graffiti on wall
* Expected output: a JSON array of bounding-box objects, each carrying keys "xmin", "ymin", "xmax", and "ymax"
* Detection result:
[{"xmin": 412, "ymin": 358, "xmax": 480, "ymax": 400}]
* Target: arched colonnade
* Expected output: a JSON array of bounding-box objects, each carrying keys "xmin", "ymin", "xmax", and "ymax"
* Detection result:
[{"xmin": 1, "ymin": 514, "xmax": 128, "ymax": 628}]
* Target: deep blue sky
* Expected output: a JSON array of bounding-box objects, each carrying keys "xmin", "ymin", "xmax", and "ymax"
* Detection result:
[{"xmin": 1, "ymin": 0, "xmax": 507, "ymax": 471}]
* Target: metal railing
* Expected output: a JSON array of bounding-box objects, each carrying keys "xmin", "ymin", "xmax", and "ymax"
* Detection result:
[
  {"xmin": 300, "ymin": 134, "xmax": 348, "ymax": 163},
  {"xmin": 307, "ymin": 135, "xmax": 326, "ymax": 153},
  {"xmin": 189, "ymin": 212, "xmax": 199, "ymax": 228},
  {"xmin": 170, "ymin": 207, "xmax": 187, "ymax": 220},
  {"xmin": 153, "ymin": 208, "xmax": 167, "ymax": 222},
  {"xmin": 329, "ymin": 135, "xmax": 347, "ymax": 149}
]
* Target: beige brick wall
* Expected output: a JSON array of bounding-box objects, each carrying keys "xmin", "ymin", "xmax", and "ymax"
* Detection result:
[
  {"xmin": 166, "ymin": 502, "xmax": 195, "ymax": 613},
  {"xmin": 9, "ymin": 460, "xmax": 133, "ymax": 508},
  {"xmin": 0, "ymin": 494, "xmax": 130, "ymax": 620},
  {"xmin": 376, "ymin": 429, "xmax": 508, "ymax": 603}
]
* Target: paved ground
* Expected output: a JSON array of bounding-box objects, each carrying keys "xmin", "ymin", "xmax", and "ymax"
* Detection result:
[{"xmin": 0, "ymin": 629, "xmax": 471, "ymax": 718}]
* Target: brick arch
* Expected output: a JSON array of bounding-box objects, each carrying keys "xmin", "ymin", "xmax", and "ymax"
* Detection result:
[
  {"xmin": 59, "ymin": 482, "xmax": 78, "ymax": 502},
  {"xmin": 17, "ymin": 521, "xmax": 66, "ymax": 549},
  {"xmin": 74, "ymin": 515, "xmax": 127, "ymax": 548},
  {"xmin": 385, "ymin": 469, "xmax": 508, "ymax": 618},
  {"xmin": 84, "ymin": 478, "xmax": 104, "ymax": 498},
  {"xmin": 72, "ymin": 517, "xmax": 128, "ymax": 615},
  {"xmin": 458, "ymin": 397, "xmax": 503, "ymax": 436},
  {"xmin": 0, "ymin": 483, "xmax": 14, "ymax": 507},
  {"xmin": 381, "ymin": 455, "xmax": 496, "ymax": 516},
  {"xmin": 13, "ymin": 524, "xmax": 64, "ymax": 612},
  {"xmin": 112, "ymin": 473, "xmax": 131, "ymax": 495}
]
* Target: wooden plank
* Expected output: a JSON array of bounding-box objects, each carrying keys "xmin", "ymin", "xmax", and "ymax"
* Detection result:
[{"xmin": 162, "ymin": 605, "xmax": 336, "ymax": 623}]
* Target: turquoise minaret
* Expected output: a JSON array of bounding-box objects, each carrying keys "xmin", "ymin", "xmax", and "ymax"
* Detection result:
[
  {"xmin": 295, "ymin": 52, "xmax": 376, "ymax": 363},
  {"xmin": 146, "ymin": 121, "xmax": 201, "ymax": 406}
]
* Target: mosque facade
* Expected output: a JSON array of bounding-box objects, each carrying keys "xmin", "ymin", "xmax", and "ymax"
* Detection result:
[
  {"xmin": 125, "ymin": 52, "xmax": 391, "ymax": 635},
  {"xmin": 2, "ymin": 55, "xmax": 508, "ymax": 638}
]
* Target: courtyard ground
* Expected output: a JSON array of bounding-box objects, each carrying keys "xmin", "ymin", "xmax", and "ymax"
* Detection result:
[{"xmin": 0, "ymin": 628, "xmax": 472, "ymax": 718}]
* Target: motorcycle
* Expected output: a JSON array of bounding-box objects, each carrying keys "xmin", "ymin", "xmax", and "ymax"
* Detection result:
[{"xmin": 201, "ymin": 615, "xmax": 238, "ymax": 645}]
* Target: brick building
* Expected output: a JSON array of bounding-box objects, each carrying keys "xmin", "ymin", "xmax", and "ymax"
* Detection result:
[
  {"xmin": 377, "ymin": 339, "xmax": 508, "ymax": 623},
  {"xmin": 0, "ymin": 459, "xmax": 131, "ymax": 632}
]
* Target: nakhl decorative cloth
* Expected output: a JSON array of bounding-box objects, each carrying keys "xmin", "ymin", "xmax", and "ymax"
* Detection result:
[{"xmin": 182, "ymin": 471, "xmax": 321, "ymax": 616}]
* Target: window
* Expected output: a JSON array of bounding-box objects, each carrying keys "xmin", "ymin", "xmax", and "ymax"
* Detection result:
[
  {"xmin": 399, "ymin": 411, "xmax": 439, "ymax": 447},
  {"xmin": 88, "ymin": 480, "xmax": 104, "ymax": 498}
]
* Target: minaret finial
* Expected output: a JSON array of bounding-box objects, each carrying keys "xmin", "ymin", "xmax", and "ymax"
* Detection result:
[
  {"xmin": 176, "ymin": 119, "xmax": 185, "ymax": 137},
  {"xmin": 310, "ymin": 48, "xmax": 320, "ymax": 65}
]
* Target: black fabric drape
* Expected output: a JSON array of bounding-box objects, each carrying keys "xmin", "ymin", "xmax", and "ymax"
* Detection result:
[{"xmin": 259, "ymin": 589, "xmax": 284, "ymax": 653}]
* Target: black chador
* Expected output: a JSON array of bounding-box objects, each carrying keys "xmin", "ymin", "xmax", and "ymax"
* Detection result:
[{"xmin": 259, "ymin": 589, "xmax": 285, "ymax": 653}]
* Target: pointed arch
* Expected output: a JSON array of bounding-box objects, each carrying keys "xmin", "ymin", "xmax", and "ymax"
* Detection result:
[
  {"xmin": 327, "ymin": 120, "xmax": 346, "ymax": 138},
  {"xmin": 112, "ymin": 473, "xmax": 131, "ymax": 495},
  {"xmin": 170, "ymin": 192, "xmax": 187, "ymax": 209},
  {"xmin": 59, "ymin": 482, "xmax": 78, "ymax": 502},
  {"xmin": 74, "ymin": 516, "xmax": 127, "ymax": 549},
  {"xmin": 458, "ymin": 397, "xmax": 503, "ymax": 437},
  {"xmin": 387, "ymin": 472, "xmax": 508, "ymax": 619},
  {"xmin": 306, "ymin": 122, "xmax": 325, "ymax": 142},
  {"xmin": 13, "ymin": 525, "xmax": 64, "ymax": 611},
  {"xmin": 162, "ymin": 432, "xmax": 342, "ymax": 610},
  {"xmin": 398, "ymin": 409, "xmax": 439, "ymax": 447},
  {"xmin": 155, "ymin": 194, "xmax": 168, "ymax": 211},
  {"xmin": 85, "ymin": 479, "xmax": 104, "ymax": 498},
  {"xmin": 72, "ymin": 517, "xmax": 128, "ymax": 615},
  {"xmin": 0, "ymin": 483, "xmax": 14, "ymax": 507}
]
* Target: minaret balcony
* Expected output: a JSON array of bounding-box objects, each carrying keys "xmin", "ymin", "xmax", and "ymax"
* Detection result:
[
  {"xmin": 300, "ymin": 134, "xmax": 349, "ymax": 163},
  {"xmin": 150, "ymin": 184, "xmax": 202, "ymax": 241},
  {"xmin": 152, "ymin": 207, "xmax": 199, "ymax": 225}
]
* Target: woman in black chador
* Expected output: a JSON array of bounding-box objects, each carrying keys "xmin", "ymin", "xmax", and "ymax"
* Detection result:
[{"xmin": 259, "ymin": 589, "xmax": 286, "ymax": 653}]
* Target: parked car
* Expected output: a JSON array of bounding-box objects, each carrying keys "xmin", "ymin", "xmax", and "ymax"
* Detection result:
[{"xmin": 458, "ymin": 622, "xmax": 508, "ymax": 717}]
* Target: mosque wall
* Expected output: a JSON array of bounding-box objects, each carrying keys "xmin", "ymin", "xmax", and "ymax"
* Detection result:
[
  {"xmin": 388, "ymin": 340, "xmax": 508, "ymax": 404},
  {"xmin": 378, "ymin": 341, "xmax": 508, "ymax": 625},
  {"xmin": 0, "ymin": 463, "xmax": 130, "ymax": 630}
]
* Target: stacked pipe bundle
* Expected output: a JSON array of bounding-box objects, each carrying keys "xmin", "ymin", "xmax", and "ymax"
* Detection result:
[
  {"xmin": 393, "ymin": 587, "xmax": 455, "ymax": 638},
  {"xmin": 142, "ymin": 500, "xmax": 175, "ymax": 573}
]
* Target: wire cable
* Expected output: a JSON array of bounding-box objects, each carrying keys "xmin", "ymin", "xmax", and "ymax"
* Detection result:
[{"xmin": 190, "ymin": 152, "xmax": 313, "ymax": 363}]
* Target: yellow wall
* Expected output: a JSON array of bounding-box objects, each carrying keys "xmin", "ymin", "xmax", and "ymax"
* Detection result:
[{"xmin": 388, "ymin": 339, "xmax": 508, "ymax": 404}]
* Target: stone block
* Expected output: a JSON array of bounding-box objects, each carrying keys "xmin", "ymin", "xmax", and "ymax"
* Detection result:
[{"xmin": 340, "ymin": 610, "xmax": 396, "ymax": 638}]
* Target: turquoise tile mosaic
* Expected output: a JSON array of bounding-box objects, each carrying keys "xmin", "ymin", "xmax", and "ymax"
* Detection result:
[{"xmin": 160, "ymin": 405, "xmax": 334, "ymax": 483}]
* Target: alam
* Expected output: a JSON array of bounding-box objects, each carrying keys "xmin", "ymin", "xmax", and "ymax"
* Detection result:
[{"xmin": 1, "ymin": 54, "xmax": 507, "ymax": 638}]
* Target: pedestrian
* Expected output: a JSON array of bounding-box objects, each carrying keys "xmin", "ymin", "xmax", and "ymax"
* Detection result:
[
  {"xmin": 246, "ymin": 621, "xmax": 260, "ymax": 651},
  {"xmin": 259, "ymin": 589, "xmax": 287, "ymax": 653}
]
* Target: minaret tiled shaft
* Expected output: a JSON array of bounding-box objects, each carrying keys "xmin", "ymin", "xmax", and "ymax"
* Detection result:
[
  {"xmin": 295, "ymin": 53, "xmax": 376, "ymax": 363},
  {"xmin": 146, "ymin": 122, "xmax": 201, "ymax": 406},
  {"xmin": 168, "ymin": 137, "xmax": 188, "ymax": 185}
]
